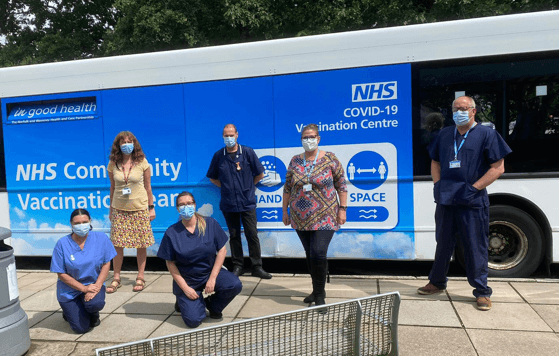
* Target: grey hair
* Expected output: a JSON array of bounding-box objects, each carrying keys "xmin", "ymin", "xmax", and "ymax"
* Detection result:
[
  {"xmin": 452, "ymin": 96, "xmax": 476, "ymax": 109},
  {"xmin": 301, "ymin": 123, "xmax": 320, "ymax": 137}
]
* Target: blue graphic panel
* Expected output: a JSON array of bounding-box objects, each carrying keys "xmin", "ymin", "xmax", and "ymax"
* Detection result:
[{"xmin": 2, "ymin": 63, "xmax": 414, "ymax": 260}]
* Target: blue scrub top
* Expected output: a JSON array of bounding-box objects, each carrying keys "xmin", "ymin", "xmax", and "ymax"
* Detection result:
[
  {"xmin": 428, "ymin": 124, "xmax": 511, "ymax": 208},
  {"xmin": 157, "ymin": 217, "xmax": 229, "ymax": 294},
  {"xmin": 206, "ymin": 144, "xmax": 265, "ymax": 212},
  {"xmin": 50, "ymin": 231, "xmax": 117, "ymax": 302}
]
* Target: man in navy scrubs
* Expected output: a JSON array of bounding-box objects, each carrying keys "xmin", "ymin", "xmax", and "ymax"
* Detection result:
[
  {"xmin": 417, "ymin": 96, "xmax": 511, "ymax": 311},
  {"xmin": 207, "ymin": 124, "xmax": 272, "ymax": 279}
]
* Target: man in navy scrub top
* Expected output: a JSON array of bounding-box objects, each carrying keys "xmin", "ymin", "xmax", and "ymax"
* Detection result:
[
  {"xmin": 417, "ymin": 96, "xmax": 512, "ymax": 311},
  {"xmin": 158, "ymin": 192, "xmax": 242, "ymax": 328},
  {"xmin": 206, "ymin": 124, "xmax": 272, "ymax": 279}
]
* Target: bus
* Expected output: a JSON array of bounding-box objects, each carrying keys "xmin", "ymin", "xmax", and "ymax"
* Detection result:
[{"xmin": 1, "ymin": 10, "xmax": 558, "ymax": 278}]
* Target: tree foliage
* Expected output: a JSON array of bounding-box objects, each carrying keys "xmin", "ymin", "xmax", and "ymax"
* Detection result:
[{"xmin": 1, "ymin": 0, "xmax": 557, "ymax": 67}]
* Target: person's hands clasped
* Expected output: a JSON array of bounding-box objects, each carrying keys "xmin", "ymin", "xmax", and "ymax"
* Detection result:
[
  {"xmin": 337, "ymin": 209, "xmax": 346, "ymax": 226},
  {"xmin": 282, "ymin": 211, "xmax": 290, "ymax": 226},
  {"xmin": 84, "ymin": 291, "xmax": 98, "ymax": 302},
  {"xmin": 204, "ymin": 277, "xmax": 216, "ymax": 294},
  {"xmin": 84, "ymin": 283, "xmax": 100, "ymax": 294},
  {"xmin": 184, "ymin": 286, "xmax": 199, "ymax": 300}
]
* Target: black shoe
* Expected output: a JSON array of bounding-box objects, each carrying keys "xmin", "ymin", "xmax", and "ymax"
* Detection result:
[
  {"xmin": 90, "ymin": 316, "xmax": 101, "ymax": 328},
  {"xmin": 204, "ymin": 297, "xmax": 223, "ymax": 319},
  {"xmin": 174, "ymin": 301, "xmax": 180, "ymax": 313},
  {"xmin": 251, "ymin": 267, "xmax": 272, "ymax": 279},
  {"xmin": 232, "ymin": 266, "xmax": 244, "ymax": 277},
  {"xmin": 303, "ymin": 292, "xmax": 315, "ymax": 304}
]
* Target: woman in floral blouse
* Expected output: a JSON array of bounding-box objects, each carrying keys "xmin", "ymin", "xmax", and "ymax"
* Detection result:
[{"xmin": 282, "ymin": 123, "xmax": 348, "ymax": 308}]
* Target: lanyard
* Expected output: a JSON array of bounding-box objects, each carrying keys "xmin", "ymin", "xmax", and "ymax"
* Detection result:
[
  {"xmin": 303, "ymin": 150, "xmax": 320, "ymax": 179},
  {"xmin": 121, "ymin": 163, "xmax": 134, "ymax": 185},
  {"xmin": 453, "ymin": 126, "xmax": 474, "ymax": 160}
]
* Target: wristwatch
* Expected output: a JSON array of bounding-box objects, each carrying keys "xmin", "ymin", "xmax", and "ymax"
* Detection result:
[
  {"xmin": 148, "ymin": 205, "xmax": 155, "ymax": 210},
  {"xmin": 339, "ymin": 206, "xmax": 347, "ymax": 210}
]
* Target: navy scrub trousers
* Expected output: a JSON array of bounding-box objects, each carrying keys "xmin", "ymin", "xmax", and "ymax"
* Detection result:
[
  {"xmin": 429, "ymin": 204, "xmax": 492, "ymax": 298},
  {"xmin": 176, "ymin": 269, "xmax": 242, "ymax": 328},
  {"xmin": 59, "ymin": 286, "xmax": 106, "ymax": 333}
]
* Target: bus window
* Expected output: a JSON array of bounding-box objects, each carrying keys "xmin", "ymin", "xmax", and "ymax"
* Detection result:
[
  {"xmin": 506, "ymin": 80, "xmax": 559, "ymax": 173},
  {"xmin": 0, "ymin": 106, "xmax": 5, "ymax": 190}
]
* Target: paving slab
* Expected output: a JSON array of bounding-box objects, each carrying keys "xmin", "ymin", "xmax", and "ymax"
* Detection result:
[
  {"xmin": 398, "ymin": 300, "xmax": 461, "ymax": 327},
  {"xmin": 324, "ymin": 278, "xmax": 378, "ymax": 298},
  {"xmin": 252, "ymin": 277, "xmax": 312, "ymax": 297},
  {"xmin": 77, "ymin": 313, "xmax": 167, "ymax": 343},
  {"xmin": 511, "ymin": 282, "xmax": 559, "ymax": 304},
  {"xmin": 72, "ymin": 342, "xmax": 114, "ymax": 356},
  {"xmin": 222, "ymin": 295, "xmax": 249, "ymax": 318},
  {"xmin": 29, "ymin": 312, "xmax": 82, "ymax": 341},
  {"xmin": 101, "ymin": 291, "xmax": 136, "ymax": 313},
  {"xmin": 148, "ymin": 315, "xmax": 235, "ymax": 338},
  {"xmin": 26, "ymin": 311, "xmax": 56, "ymax": 328},
  {"xmin": 21, "ymin": 287, "xmax": 60, "ymax": 312},
  {"xmin": 238, "ymin": 275, "xmax": 259, "ymax": 296},
  {"xmin": 453, "ymin": 301, "xmax": 553, "ymax": 332},
  {"xmin": 447, "ymin": 281, "xmax": 524, "ymax": 302},
  {"xmin": 532, "ymin": 304, "xmax": 559, "ymax": 332},
  {"xmin": 114, "ymin": 292, "xmax": 176, "ymax": 315},
  {"xmin": 25, "ymin": 341, "xmax": 77, "ymax": 356},
  {"xmin": 237, "ymin": 296, "xmax": 308, "ymax": 318},
  {"xmin": 142, "ymin": 275, "xmax": 171, "ymax": 293},
  {"xmin": 16, "ymin": 271, "xmax": 29, "ymax": 279},
  {"xmin": 17, "ymin": 273, "xmax": 58, "ymax": 290},
  {"xmin": 398, "ymin": 325, "xmax": 477, "ymax": 356},
  {"xmin": 467, "ymin": 329, "xmax": 559, "ymax": 356},
  {"xmin": 379, "ymin": 279, "xmax": 449, "ymax": 301},
  {"xmin": 18, "ymin": 287, "xmax": 42, "ymax": 301}
]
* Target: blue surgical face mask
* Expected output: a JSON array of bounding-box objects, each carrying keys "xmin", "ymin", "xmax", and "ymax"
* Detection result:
[
  {"xmin": 453, "ymin": 110, "xmax": 471, "ymax": 126},
  {"xmin": 120, "ymin": 143, "xmax": 134, "ymax": 155},
  {"xmin": 72, "ymin": 223, "xmax": 90, "ymax": 237},
  {"xmin": 224, "ymin": 136, "xmax": 236, "ymax": 148},
  {"xmin": 179, "ymin": 205, "xmax": 196, "ymax": 220}
]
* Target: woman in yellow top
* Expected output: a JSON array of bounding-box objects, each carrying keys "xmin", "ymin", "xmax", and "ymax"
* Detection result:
[{"xmin": 106, "ymin": 131, "xmax": 155, "ymax": 293}]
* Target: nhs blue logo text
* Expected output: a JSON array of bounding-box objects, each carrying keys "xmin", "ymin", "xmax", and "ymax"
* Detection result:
[{"xmin": 352, "ymin": 82, "xmax": 397, "ymax": 102}]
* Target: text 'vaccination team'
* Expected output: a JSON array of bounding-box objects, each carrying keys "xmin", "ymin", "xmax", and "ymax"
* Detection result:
[{"xmin": 49, "ymin": 95, "xmax": 511, "ymax": 333}]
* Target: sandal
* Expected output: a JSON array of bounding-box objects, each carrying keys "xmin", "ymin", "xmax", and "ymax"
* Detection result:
[
  {"xmin": 106, "ymin": 279, "xmax": 121, "ymax": 294},
  {"xmin": 133, "ymin": 278, "xmax": 145, "ymax": 292}
]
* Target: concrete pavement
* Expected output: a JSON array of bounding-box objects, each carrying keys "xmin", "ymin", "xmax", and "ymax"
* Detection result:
[{"xmin": 15, "ymin": 270, "xmax": 559, "ymax": 356}]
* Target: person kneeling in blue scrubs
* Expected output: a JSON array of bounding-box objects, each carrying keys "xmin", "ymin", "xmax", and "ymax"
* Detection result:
[
  {"xmin": 157, "ymin": 191, "xmax": 242, "ymax": 328},
  {"xmin": 50, "ymin": 209, "xmax": 117, "ymax": 333}
]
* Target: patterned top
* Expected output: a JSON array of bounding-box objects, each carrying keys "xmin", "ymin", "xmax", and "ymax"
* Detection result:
[{"xmin": 284, "ymin": 151, "xmax": 347, "ymax": 231}]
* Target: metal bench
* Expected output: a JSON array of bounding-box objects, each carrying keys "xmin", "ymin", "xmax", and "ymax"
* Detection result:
[{"xmin": 96, "ymin": 291, "xmax": 400, "ymax": 356}]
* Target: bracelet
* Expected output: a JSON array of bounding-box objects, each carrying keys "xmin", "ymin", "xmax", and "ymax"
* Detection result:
[
  {"xmin": 148, "ymin": 205, "xmax": 155, "ymax": 210},
  {"xmin": 339, "ymin": 205, "xmax": 347, "ymax": 210}
]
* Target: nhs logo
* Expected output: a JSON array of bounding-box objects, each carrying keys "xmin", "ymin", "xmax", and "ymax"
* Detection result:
[{"xmin": 352, "ymin": 82, "xmax": 397, "ymax": 102}]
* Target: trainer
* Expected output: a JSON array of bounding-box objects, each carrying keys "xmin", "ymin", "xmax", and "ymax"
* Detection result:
[
  {"xmin": 417, "ymin": 96, "xmax": 511, "ymax": 311},
  {"xmin": 206, "ymin": 123, "xmax": 272, "ymax": 279}
]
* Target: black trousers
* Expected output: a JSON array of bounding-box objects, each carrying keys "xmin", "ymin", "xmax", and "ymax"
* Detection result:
[
  {"xmin": 223, "ymin": 209, "xmax": 262, "ymax": 268},
  {"xmin": 296, "ymin": 230, "xmax": 335, "ymax": 261}
]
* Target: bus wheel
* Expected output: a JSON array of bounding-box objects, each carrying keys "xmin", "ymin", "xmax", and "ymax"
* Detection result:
[{"xmin": 486, "ymin": 205, "xmax": 544, "ymax": 278}]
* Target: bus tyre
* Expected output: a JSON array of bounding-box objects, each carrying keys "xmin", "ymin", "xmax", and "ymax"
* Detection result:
[{"xmin": 456, "ymin": 205, "xmax": 544, "ymax": 278}]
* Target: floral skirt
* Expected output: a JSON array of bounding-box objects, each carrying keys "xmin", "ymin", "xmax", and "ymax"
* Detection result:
[{"xmin": 110, "ymin": 209, "xmax": 154, "ymax": 248}]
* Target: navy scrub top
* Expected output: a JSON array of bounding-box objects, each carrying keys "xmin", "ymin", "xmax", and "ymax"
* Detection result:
[
  {"xmin": 157, "ymin": 217, "xmax": 229, "ymax": 294},
  {"xmin": 50, "ymin": 231, "xmax": 117, "ymax": 302},
  {"xmin": 206, "ymin": 144, "xmax": 265, "ymax": 212},
  {"xmin": 428, "ymin": 124, "xmax": 511, "ymax": 208}
]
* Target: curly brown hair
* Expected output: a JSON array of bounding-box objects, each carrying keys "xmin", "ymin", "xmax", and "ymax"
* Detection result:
[{"xmin": 109, "ymin": 131, "xmax": 146, "ymax": 164}]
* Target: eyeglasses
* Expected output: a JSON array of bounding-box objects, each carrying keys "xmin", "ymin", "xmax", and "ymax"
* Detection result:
[
  {"xmin": 452, "ymin": 106, "xmax": 474, "ymax": 112},
  {"xmin": 301, "ymin": 135, "xmax": 318, "ymax": 140}
]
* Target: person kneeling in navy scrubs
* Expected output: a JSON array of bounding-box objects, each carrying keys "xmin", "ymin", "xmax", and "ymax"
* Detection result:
[
  {"xmin": 50, "ymin": 209, "xmax": 117, "ymax": 333},
  {"xmin": 157, "ymin": 191, "xmax": 242, "ymax": 328}
]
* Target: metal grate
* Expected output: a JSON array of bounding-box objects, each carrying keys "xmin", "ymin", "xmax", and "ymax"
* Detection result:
[{"xmin": 97, "ymin": 292, "xmax": 400, "ymax": 356}]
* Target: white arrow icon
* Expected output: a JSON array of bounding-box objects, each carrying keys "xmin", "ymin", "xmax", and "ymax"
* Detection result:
[{"xmin": 357, "ymin": 167, "xmax": 377, "ymax": 174}]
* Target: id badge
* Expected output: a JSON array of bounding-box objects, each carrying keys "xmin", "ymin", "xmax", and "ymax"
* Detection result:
[
  {"xmin": 122, "ymin": 187, "xmax": 132, "ymax": 195},
  {"xmin": 303, "ymin": 184, "xmax": 312, "ymax": 192},
  {"xmin": 449, "ymin": 160, "xmax": 461, "ymax": 169}
]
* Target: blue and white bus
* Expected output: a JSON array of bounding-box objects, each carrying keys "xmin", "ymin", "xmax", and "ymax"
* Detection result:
[{"xmin": 1, "ymin": 10, "xmax": 558, "ymax": 277}]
